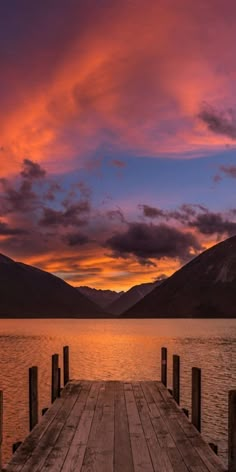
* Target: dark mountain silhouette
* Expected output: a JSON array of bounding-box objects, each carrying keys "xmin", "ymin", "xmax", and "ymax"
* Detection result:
[
  {"xmin": 123, "ymin": 236, "xmax": 236, "ymax": 318},
  {"xmin": 107, "ymin": 280, "xmax": 164, "ymax": 316},
  {"xmin": 0, "ymin": 254, "xmax": 104, "ymax": 317},
  {"xmin": 76, "ymin": 286, "xmax": 123, "ymax": 309}
]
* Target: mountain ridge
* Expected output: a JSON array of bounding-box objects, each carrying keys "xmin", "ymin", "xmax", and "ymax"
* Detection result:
[
  {"xmin": 123, "ymin": 236, "xmax": 236, "ymax": 318},
  {"xmin": 0, "ymin": 254, "xmax": 104, "ymax": 318},
  {"xmin": 76, "ymin": 285, "xmax": 123, "ymax": 309},
  {"xmin": 107, "ymin": 279, "xmax": 164, "ymax": 315}
]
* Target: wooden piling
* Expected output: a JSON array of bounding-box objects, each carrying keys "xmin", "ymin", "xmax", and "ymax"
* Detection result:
[
  {"xmin": 228, "ymin": 390, "xmax": 236, "ymax": 472},
  {"xmin": 51, "ymin": 354, "xmax": 59, "ymax": 403},
  {"xmin": 63, "ymin": 346, "xmax": 69, "ymax": 386},
  {"xmin": 0, "ymin": 391, "xmax": 2, "ymax": 471},
  {"xmin": 29, "ymin": 366, "xmax": 38, "ymax": 431},
  {"xmin": 173, "ymin": 354, "xmax": 180, "ymax": 405},
  {"xmin": 58, "ymin": 367, "xmax": 61, "ymax": 397},
  {"xmin": 192, "ymin": 367, "xmax": 201, "ymax": 432},
  {"xmin": 161, "ymin": 347, "xmax": 167, "ymax": 387}
]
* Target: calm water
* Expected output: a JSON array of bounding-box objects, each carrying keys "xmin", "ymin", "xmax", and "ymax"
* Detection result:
[{"xmin": 0, "ymin": 318, "xmax": 235, "ymax": 466}]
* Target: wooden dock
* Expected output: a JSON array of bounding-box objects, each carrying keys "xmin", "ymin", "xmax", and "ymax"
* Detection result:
[{"xmin": 5, "ymin": 380, "xmax": 226, "ymax": 472}]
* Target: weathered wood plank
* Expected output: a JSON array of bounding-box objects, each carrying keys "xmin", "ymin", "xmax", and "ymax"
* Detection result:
[
  {"xmin": 81, "ymin": 381, "xmax": 115, "ymax": 472},
  {"xmin": 61, "ymin": 381, "xmax": 102, "ymax": 472},
  {"xmin": 141, "ymin": 382, "xmax": 189, "ymax": 472},
  {"xmin": 156, "ymin": 381, "xmax": 227, "ymax": 472},
  {"xmin": 133, "ymin": 382, "xmax": 175, "ymax": 472},
  {"xmin": 124, "ymin": 382, "xmax": 154, "ymax": 472},
  {"xmin": 114, "ymin": 381, "xmax": 134, "ymax": 472},
  {"xmin": 147, "ymin": 382, "xmax": 210, "ymax": 472},
  {"xmin": 39, "ymin": 381, "xmax": 92, "ymax": 471},
  {"xmin": 21, "ymin": 383, "xmax": 82, "ymax": 472}
]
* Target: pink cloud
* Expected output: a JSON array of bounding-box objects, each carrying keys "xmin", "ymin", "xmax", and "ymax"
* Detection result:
[{"xmin": 1, "ymin": 0, "xmax": 236, "ymax": 178}]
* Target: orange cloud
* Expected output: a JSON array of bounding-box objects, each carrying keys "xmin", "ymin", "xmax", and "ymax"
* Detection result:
[{"xmin": 1, "ymin": 0, "xmax": 236, "ymax": 177}]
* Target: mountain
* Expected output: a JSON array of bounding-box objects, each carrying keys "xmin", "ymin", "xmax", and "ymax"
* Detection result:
[
  {"xmin": 77, "ymin": 286, "xmax": 123, "ymax": 309},
  {"xmin": 107, "ymin": 280, "xmax": 164, "ymax": 316},
  {"xmin": 0, "ymin": 254, "xmax": 104, "ymax": 318},
  {"xmin": 123, "ymin": 236, "xmax": 236, "ymax": 318}
]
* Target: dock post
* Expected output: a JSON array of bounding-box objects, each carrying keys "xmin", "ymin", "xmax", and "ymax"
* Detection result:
[
  {"xmin": 58, "ymin": 367, "xmax": 61, "ymax": 397},
  {"xmin": 51, "ymin": 354, "xmax": 59, "ymax": 403},
  {"xmin": 228, "ymin": 390, "xmax": 236, "ymax": 472},
  {"xmin": 192, "ymin": 367, "xmax": 201, "ymax": 432},
  {"xmin": 29, "ymin": 366, "xmax": 38, "ymax": 431},
  {"xmin": 63, "ymin": 346, "xmax": 69, "ymax": 386},
  {"xmin": 0, "ymin": 391, "xmax": 2, "ymax": 471},
  {"xmin": 161, "ymin": 347, "xmax": 167, "ymax": 387},
  {"xmin": 173, "ymin": 354, "xmax": 180, "ymax": 404}
]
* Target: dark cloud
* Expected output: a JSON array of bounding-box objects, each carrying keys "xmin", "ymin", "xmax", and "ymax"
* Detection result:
[
  {"xmin": 219, "ymin": 165, "xmax": 236, "ymax": 179},
  {"xmin": 139, "ymin": 204, "xmax": 165, "ymax": 219},
  {"xmin": 21, "ymin": 159, "xmax": 46, "ymax": 180},
  {"xmin": 76, "ymin": 181, "xmax": 91, "ymax": 199},
  {"xmin": 189, "ymin": 212, "xmax": 236, "ymax": 236},
  {"xmin": 0, "ymin": 159, "xmax": 47, "ymax": 214},
  {"xmin": 0, "ymin": 221, "xmax": 27, "ymax": 235},
  {"xmin": 105, "ymin": 222, "xmax": 201, "ymax": 262},
  {"xmin": 43, "ymin": 182, "xmax": 62, "ymax": 201},
  {"xmin": 139, "ymin": 203, "xmax": 207, "ymax": 224},
  {"xmin": 140, "ymin": 203, "xmax": 236, "ymax": 237},
  {"xmin": 64, "ymin": 232, "xmax": 90, "ymax": 246},
  {"xmin": 40, "ymin": 201, "xmax": 90, "ymax": 227},
  {"xmin": 198, "ymin": 103, "xmax": 236, "ymax": 139},
  {"xmin": 0, "ymin": 179, "xmax": 38, "ymax": 213},
  {"xmin": 106, "ymin": 208, "xmax": 126, "ymax": 223}
]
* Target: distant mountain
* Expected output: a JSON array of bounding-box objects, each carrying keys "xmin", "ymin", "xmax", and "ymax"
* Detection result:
[
  {"xmin": 107, "ymin": 280, "xmax": 164, "ymax": 316},
  {"xmin": 123, "ymin": 236, "xmax": 236, "ymax": 318},
  {"xmin": 77, "ymin": 286, "xmax": 123, "ymax": 309},
  {"xmin": 0, "ymin": 254, "xmax": 103, "ymax": 318}
]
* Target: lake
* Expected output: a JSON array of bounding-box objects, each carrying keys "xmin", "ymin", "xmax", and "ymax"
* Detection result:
[{"xmin": 0, "ymin": 318, "xmax": 235, "ymax": 467}]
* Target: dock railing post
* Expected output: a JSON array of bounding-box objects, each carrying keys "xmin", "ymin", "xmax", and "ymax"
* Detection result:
[
  {"xmin": 0, "ymin": 391, "xmax": 2, "ymax": 471},
  {"xmin": 192, "ymin": 367, "xmax": 201, "ymax": 432},
  {"xmin": 29, "ymin": 366, "xmax": 38, "ymax": 431},
  {"xmin": 51, "ymin": 354, "xmax": 59, "ymax": 403},
  {"xmin": 173, "ymin": 354, "xmax": 180, "ymax": 405},
  {"xmin": 58, "ymin": 367, "xmax": 61, "ymax": 397},
  {"xmin": 161, "ymin": 347, "xmax": 167, "ymax": 387},
  {"xmin": 228, "ymin": 390, "xmax": 236, "ymax": 472},
  {"xmin": 63, "ymin": 346, "xmax": 69, "ymax": 386}
]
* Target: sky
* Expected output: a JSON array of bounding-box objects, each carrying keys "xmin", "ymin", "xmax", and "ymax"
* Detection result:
[{"xmin": 1, "ymin": 0, "xmax": 236, "ymax": 291}]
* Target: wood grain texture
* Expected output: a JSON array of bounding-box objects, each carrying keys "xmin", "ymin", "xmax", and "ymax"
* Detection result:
[{"xmin": 5, "ymin": 381, "xmax": 227, "ymax": 472}]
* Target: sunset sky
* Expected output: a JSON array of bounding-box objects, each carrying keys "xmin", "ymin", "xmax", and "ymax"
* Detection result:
[{"xmin": 1, "ymin": 0, "xmax": 236, "ymax": 290}]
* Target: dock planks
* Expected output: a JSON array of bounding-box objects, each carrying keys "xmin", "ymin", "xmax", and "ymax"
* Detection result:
[{"xmin": 5, "ymin": 381, "xmax": 227, "ymax": 472}]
